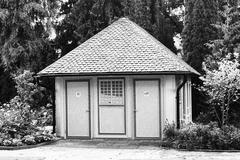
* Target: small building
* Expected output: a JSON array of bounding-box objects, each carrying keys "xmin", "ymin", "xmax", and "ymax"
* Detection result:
[{"xmin": 38, "ymin": 18, "xmax": 199, "ymax": 139}]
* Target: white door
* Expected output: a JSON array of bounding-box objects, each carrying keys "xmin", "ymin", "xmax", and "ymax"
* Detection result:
[
  {"xmin": 66, "ymin": 81, "xmax": 90, "ymax": 138},
  {"xmin": 135, "ymin": 80, "xmax": 160, "ymax": 138},
  {"xmin": 98, "ymin": 79, "xmax": 125, "ymax": 134}
]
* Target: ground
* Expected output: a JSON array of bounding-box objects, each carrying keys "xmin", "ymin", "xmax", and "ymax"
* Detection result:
[{"xmin": 0, "ymin": 140, "xmax": 240, "ymax": 160}]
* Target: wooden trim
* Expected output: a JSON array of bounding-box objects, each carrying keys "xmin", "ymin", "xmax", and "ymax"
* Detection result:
[
  {"xmin": 99, "ymin": 105, "xmax": 125, "ymax": 107},
  {"xmin": 133, "ymin": 79, "xmax": 161, "ymax": 139},
  {"xmin": 66, "ymin": 136, "xmax": 91, "ymax": 139},
  {"xmin": 134, "ymin": 137, "xmax": 162, "ymax": 140},
  {"xmin": 97, "ymin": 77, "xmax": 126, "ymax": 135},
  {"xmin": 38, "ymin": 71, "xmax": 198, "ymax": 77},
  {"xmin": 65, "ymin": 80, "xmax": 91, "ymax": 139}
]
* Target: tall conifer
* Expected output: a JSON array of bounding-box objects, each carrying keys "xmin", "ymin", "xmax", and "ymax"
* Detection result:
[
  {"xmin": 182, "ymin": 0, "xmax": 218, "ymax": 72},
  {"xmin": 182, "ymin": 0, "xmax": 218, "ymax": 119}
]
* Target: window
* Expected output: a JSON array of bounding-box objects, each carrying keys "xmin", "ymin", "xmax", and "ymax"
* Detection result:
[{"xmin": 99, "ymin": 79, "xmax": 124, "ymax": 105}]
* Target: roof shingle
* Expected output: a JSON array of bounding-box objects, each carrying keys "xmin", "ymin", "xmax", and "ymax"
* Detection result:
[{"xmin": 38, "ymin": 18, "xmax": 199, "ymax": 76}]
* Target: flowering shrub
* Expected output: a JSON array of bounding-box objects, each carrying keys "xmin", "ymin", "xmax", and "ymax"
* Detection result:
[
  {"xmin": 200, "ymin": 54, "xmax": 240, "ymax": 126},
  {"xmin": 13, "ymin": 70, "xmax": 48, "ymax": 109},
  {"xmin": 0, "ymin": 70, "xmax": 55, "ymax": 146},
  {"xmin": 163, "ymin": 122, "xmax": 240, "ymax": 150},
  {"xmin": 0, "ymin": 99, "xmax": 55, "ymax": 146}
]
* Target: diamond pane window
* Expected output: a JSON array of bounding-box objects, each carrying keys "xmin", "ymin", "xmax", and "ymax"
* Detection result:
[{"xmin": 99, "ymin": 79, "xmax": 124, "ymax": 105}]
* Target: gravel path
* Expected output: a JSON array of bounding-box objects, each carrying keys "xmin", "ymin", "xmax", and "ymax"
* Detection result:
[{"xmin": 0, "ymin": 140, "xmax": 240, "ymax": 160}]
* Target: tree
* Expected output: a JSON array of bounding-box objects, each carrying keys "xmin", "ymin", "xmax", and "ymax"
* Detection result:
[
  {"xmin": 182, "ymin": 0, "xmax": 219, "ymax": 120},
  {"xmin": 201, "ymin": 2, "xmax": 240, "ymax": 126},
  {"xmin": 0, "ymin": 0, "xmax": 59, "ymax": 103},
  {"xmin": 56, "ymin": 0, "xmax": 123, "ymax": 57},
  {"xmin": 123, "ymin": 0, "xmax": 182, "ymax": 53},
  {"xmin": 205, "ymin": 3, "xmax": 240, "ymax": 66},
  {"xmin": 182, "ymin": 0, "xmax": 218, "ymax": 72},
  {"xmin": 14, "ymin": 70, "xmax": 48, "ymax": 109},
  {"xmin": 0, "ymin": 0, "xmax": 59, "ymax": 72},
  {"xmin": 56, "ymin": 0, "xmax": 183, "ymax": 57},
  {"xmin": 201, "ymin": 54, "xmax": 240, "ymax": 126},
  {"xmin": 0, "ymin": 68, "xmax": 16, "ymax": 103}
]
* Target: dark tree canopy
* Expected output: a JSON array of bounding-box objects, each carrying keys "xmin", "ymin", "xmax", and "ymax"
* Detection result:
[
  {"xmin": 0, "ymin": 0, "xmax": 59, "ymax": 72},
  {"xmin": 56, "ymin": 0, "xmax": 183, "ymax": 57},
  {"xmin": 182, "ymin": 0, "xmax": 218, "ymax": 73},
  {"xmin": 181, "ymin": 0, "xmax": 219, "ymax": 120},
  {"xmin": 0, "ymin": 0, "xmax": 59, "ymax": 102},
  {"xmin": 55, "ymin": 0, "xmax": 124, "ymax": 57}
]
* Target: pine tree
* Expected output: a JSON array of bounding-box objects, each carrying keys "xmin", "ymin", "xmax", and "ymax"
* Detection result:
[
  {"xmin": 205, "ymin": 3, "xmax": 240, "ymax": 69},
  {"xmin": 56, "ymin": 0, "xmax": 124, "ymax": 57},
  {"xmin": 0, "ymin": 0, "xmax": 59, "ymax": 102},
  {"xmin": 182, "ymin": 0, "xmax": 219, "ymax": 119},
  {"xmin": 202, "ymin": 2, "xmax": 240, "ymax": 125},
  {"xmin": 0, "ymin": 0, "xmax": 59, "ymax": 72},
  {"xmin": 123, "ymin": 0, "xmax": 181, "ymax": 52},
  {"xmin": 56, "ymin": 0, "xmax": 184, "ymax": 56},
  {"xmin": 182, "ymin": 0, "xmax": 218, "ymax": 73}
]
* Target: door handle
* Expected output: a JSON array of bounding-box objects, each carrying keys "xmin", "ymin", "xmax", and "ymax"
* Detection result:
[
  {"xmin": 134, "ymin": 110, "xmax": 138, "ymax": 112},
  {"xmin": 86, "ymin": 110, "xmax": 90, "ymax": 112}
]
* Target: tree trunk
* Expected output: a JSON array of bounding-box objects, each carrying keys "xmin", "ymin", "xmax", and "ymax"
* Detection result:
[{"xmin": 222, "ymin": 91, "xmax": 230, "ymax": 126}]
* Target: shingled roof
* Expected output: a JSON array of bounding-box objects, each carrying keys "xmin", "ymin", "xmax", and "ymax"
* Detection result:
[{"xmin": 38, "ymin": 18, "xmax": 199, "ymax": 76}]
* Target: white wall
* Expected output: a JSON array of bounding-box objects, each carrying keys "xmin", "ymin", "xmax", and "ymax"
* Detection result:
[
  {"xmin": 162, "ymin": 75, "xmax": 177, "ymax": 125},
  {"xmin": 55, "ymin": 74, "xmax": 185, "ymax": 139},
  {"xmin": 178, "ymin": 76, "xmax": 192, "ymax": 125},
  {"xmin": 55, "ymin": 77, "xmax": 65, "ymax": 137}
]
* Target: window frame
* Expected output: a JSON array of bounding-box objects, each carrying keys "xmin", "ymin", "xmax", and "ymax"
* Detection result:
[{"xmin": 98, "ymin": 78, "xmax": 125, "ymax": 106}]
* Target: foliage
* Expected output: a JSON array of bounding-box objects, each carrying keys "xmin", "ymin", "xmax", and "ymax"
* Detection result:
[
  {"xmin": 55, "ymin": 0, "xmax": 123, "ymax": 57},
  {"xmin": 0, "ymin": 0, "xmax": 184, "ymax": 104},
  {"xmin": 0, "ymin": 68, "xmax": 16, "ymax": 103},
  {"xmin": 56, "ymin": 0, "xmax": 183, "ymax": 57},
  {"xmin": 199, "ymin": 2, "xmax": 240, "ymax": 126},
  {"xmin": 182, "ymin": 0, "xmax": 218, "ymax": 73},
  {"xmin": 0, "ymin": 71, "xmax": 54, "ymax": 146},
  {"xmin": 195, "ymin": 111, "xmax": 218, "ymax": 125},
  {"xmin": 0, "ymin": 0, "xmax": 59, "ymax": 72},
  {"xmin": 205, "ymin": 3, "xmax": 240, "ymax": 69},
  {"xmin": 0, "ymin": 97, "xmax": 55, "ymax": 146},
  {"xmin": 163, "ymin": 122, "xmax": 240, "ymax": 150},
  {"xmin": 196, "ymin": 104, "xmax": 240, "ymax": 129},
  {"xmin": 0, "ymin": 0, "xmax": 59, "ymax": 103},
  {"xmin": 123, "ymin": 0, "xmax": 181, "ymax": 53},
  {"xmin": 164, "ymin": 123, "xmax": 179, "ymax": 140},
  {"xmin": 181, "ymin": 0, "xmax": 219, "ymax": 120},
  {"xmin": 200, "ymin": 54, "xmax": 240, "ymax": 126},
  {"xmin": 13, "ymin": 70, "xmax": 48, "ymax": 109}
]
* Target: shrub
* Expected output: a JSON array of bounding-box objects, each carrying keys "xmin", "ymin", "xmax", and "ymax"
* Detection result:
[
  {"xmin": 12, "ymin": 138, "xmax": 23, "ymax": 146},
  {"xmin": 13, "ymin": 70, "xmax": 48, "ymax": 109},
  {"xmin": 0, "ymin": 101, "xmax": 56, "ymax": 146},
  {"xmin": 0, "ymin": 71, "xmax": 56, "ymax": 146},
  {"xmin": 163, "ymin": 122, "xmax": 240, "ymax": 150},
  {"xmin": 3, "ymin": 139, "xmax": 12, "ymax": 146},
  {"xmin": 22, "ymin": 135, "xmax": 36, "ymax": 145},
  {"xmin": 163, "ymin": 123, "xmax": 179, "ymax": 140},
  {"xmin": 200, "ymin": 54, "xmax": 240, "ymax": 126}
]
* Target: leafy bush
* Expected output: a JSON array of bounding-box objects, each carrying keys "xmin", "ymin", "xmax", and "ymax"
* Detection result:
[
  {"xmin": 200, "ymin": 54, "xmax": 240, "ymax": 126},
  {"xmin": 0, "ymin": 70, "xmax": 56, "ymax": 146},
  {"xmin": 164, "ymin": 123, "xmax": 179, "ymax": 140},
  {"xmin": 13, "ymin": 70, "xmax": 48, "ymax": 109},
  {"xmin": 163, "ymin": 122, "xmax": 240, "ymax": 150},
  {"xmin": 0, "ymin": 100, "xmax": 56, "ymax": 146}
]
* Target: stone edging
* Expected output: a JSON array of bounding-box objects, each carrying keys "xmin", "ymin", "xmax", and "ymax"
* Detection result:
[{"xmin": 0, "ymin": 139, "xmax": 61, "ymax": 150}]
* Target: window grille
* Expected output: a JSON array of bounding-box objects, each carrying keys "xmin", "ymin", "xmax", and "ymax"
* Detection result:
[{"xmin": 99, "ymin": 79, "xmax": 124, "ymax": 105}]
